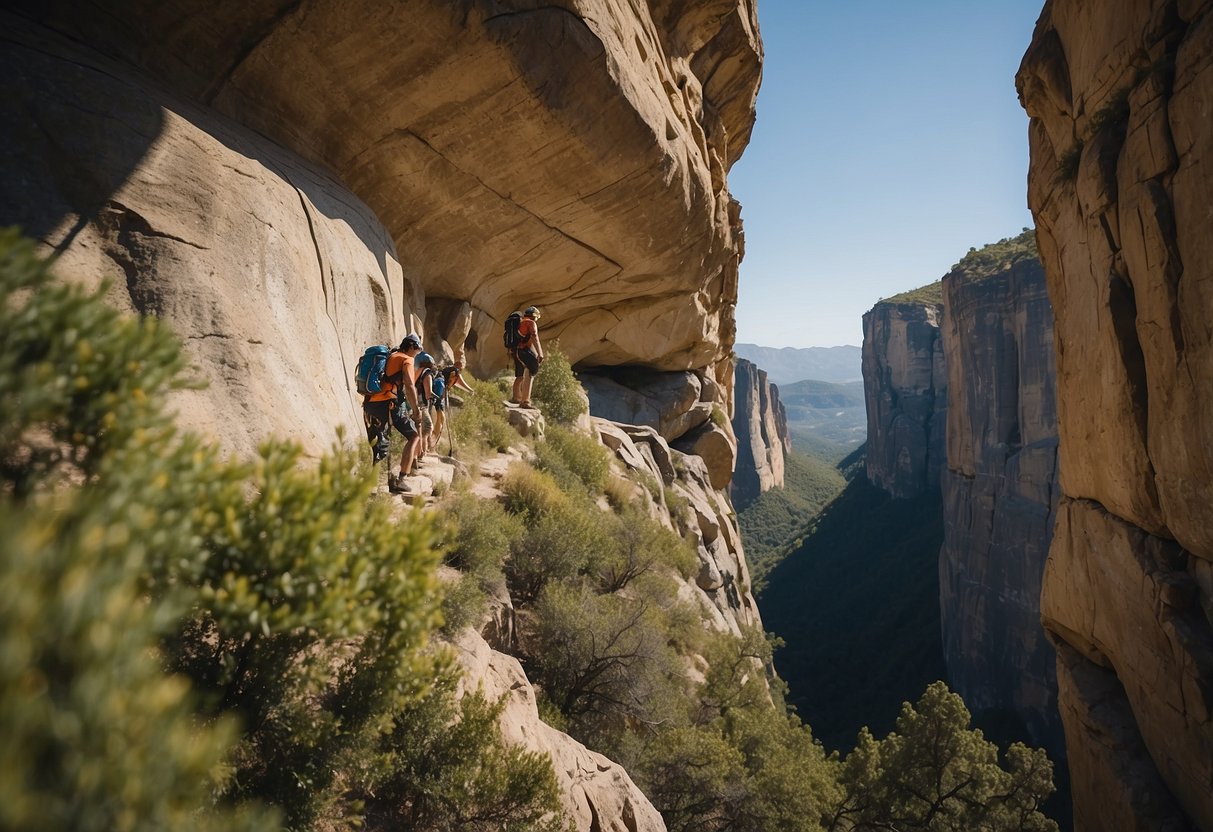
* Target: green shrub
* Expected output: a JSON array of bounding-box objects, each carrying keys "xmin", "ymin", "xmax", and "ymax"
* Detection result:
[
  {"xmin": 451, "ymin": 377, "xmax": 516, "ymax": 455},
  {"xmin": 596, "ymin": 504, "xmax": 697, "ymax": 592},
  {"xmin": 830, "ymin": 682, "xmax": 1057, "ymax": 832},
  {"xmin": 532, "ymin": 345, "xmax": 587, "ymax": 425},
  {"xmin": 0, "ymin": 229, "xmax": 277, "ymax": 832},
  {"xmin": 509, "ymin": 497, "xmax": 612, "ymax": 605},
  {"xmin": 446, "ymin": 493, "xmax": 521, "ymax": 574},
  {"xmin": 0, "ymin": 230, "xmax": 569, "ymax": 832},
  {"xmin": 501, "ymin": 462, "xmax": 565, "ymax": 518},
  {"xmin": 529, "ymin": 581, "xmax": 685, "ymax": 745},
  {"xmin": 534, "ymin": 424, "xmax": 611, "ymax": 494},
  {"xmin": 367, "ymin": 670, "xmax": 568, "ymax": 832}
]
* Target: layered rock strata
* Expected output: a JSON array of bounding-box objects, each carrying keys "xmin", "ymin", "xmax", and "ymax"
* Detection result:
[
  {"xmin": 5, "ymin": 0, "xmax": 759, "ymax": 386},
  {"xmin": 938, "ymin": 254, "xmax": 1064, "ymax": 759},
  {"xmin": 0, "ymin": 2, "xmax": 763, "ymax": 828},
  {"xmin": 861, "ymin": 300, "xmax": 947, "ymax": 498},
  {"xmin": 1019, "ymin": 1, "xmax": 1213, "ymax": 827},
  {"xmin": 582, "ymin": 366, "xmax": 739, "ymax": 489},
  {"xmin": 593, "ymin": 417, "xmax": 762, "ymax": 633},
  {"xmin": 730, "ymin": 357, "xmax": 790, "ymax": 505}
]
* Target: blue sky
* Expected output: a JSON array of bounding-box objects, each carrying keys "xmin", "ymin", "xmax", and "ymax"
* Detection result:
[{"xmin": 729, "ymin": 1, "xmax": 1044, "ymax": 347}]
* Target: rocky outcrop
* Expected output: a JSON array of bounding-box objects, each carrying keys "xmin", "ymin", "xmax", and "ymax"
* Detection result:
[
  {"xmin": 583, "ymin": 366, "xmax": 738, "ymax": 489},
  {"xmin": 593, "ymin": 417, "xmax": 762, "ymax": 634},
  {"xmin": 861, "ymin": 300, "xmax": 947, "ymax": 498},
  {"xmin": 1019, "ymin": 2, "xmax": 1213, "ymax": 828},
  {"xmin": 730, "ymin": 357, "xmax": 790, "ymax": 506},
  {"xmin": 4, "ymin": 0, "xmax": 759, "ymax": 384},
  {"xmin": 455, "ymin": 629, "xmax": 667, "ymax": 831},
  {"xmin": 938, "ymin": 253, "xmax": 1064, "ymax": 760}
]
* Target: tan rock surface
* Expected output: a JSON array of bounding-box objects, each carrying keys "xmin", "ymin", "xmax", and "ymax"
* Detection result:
[
  {"xmin": 0, "ymin": 22, "xmax": 419, "ymax": 461},
  {"xmin": 12, "ymin": 0, "xmax": 759, "ymax": 384},
  {"xmin": 454, "ymin": 629, "xmax": 667, "ymax": 832},
  {"xmin": 1019, "ymin": 2, "xmax": 1213, "ymax": 827}
]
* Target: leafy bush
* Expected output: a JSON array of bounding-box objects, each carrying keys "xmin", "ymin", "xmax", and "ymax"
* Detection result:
[
  {"xmin": 530, "ymin": 581, "xmax": 684, "ymax": 745},
  {"xmin": 0, "ymin": 230, "xmax": 277, "ymax": 832},
  {"xmin": 451, "ymin": 376, "xmax": 516, "ymax": 455},
  {"xmin": 532, "ymin": 345, "xmax": 587, "ymax": 425},
  {"xmin": 367, "ymin": 671, "xmax": 568, "ymax": 832},
  {"xmin": 534, "ymin": 424, "xmax": 611, "ymax": 494},
  {"xmin": 440, "ymin": 494, "xmax": 520, "ymax": 635},
  {"xmin": 596, "ymin": 504, "xmax": 697, "ymax": 592},
  {"xmin": 0, "ymin": 230, "xmax": 569, "ymax": 832}
]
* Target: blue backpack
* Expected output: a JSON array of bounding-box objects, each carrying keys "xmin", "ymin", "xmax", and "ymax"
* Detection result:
[
  {"xmin": 355, "ymin": 345, "xmax": 392, "ymax": 395},
  {"xmin": 431, "ymin": 373, "xmax": 446, "ymax": 400}
]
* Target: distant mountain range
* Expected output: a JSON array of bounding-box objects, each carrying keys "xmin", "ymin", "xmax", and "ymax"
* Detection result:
[{"xmin": 734, "ymin": 343, "xmax": 862, "ymax": 385}]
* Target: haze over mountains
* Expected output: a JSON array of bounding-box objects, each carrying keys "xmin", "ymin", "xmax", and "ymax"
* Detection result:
[{"xmin": 734, "ymin": 343, "xmax": 862, "ymax": 385}]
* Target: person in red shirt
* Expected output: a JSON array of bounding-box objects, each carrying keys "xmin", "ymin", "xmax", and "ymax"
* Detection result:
[
  {"xmin": 511, "ymin": 306, "xmax": 544, "ymax": 408},
  {"xmin": 362, "ymin": 333, "xmax": 424, "ymax": 492}
]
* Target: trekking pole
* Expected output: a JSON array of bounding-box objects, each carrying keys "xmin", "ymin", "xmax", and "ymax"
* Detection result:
[{"xmin": 445, "ymin": 390, "xmax": 456, "ymax": 458}]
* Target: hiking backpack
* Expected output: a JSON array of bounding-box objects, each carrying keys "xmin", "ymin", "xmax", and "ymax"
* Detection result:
[
  {"xmin": 355, "ymin": 344, "xmax": 392, "ymax": 395},
  {"xmin": 431, "ymin": 371, "xmax": 447, "ymax": 401},
  {"xmin": 503, "ymin": 311, "xmax": 523, "ymax": 350},
  {"xmin": 414, "ymin": 366, "xmax": 436, "ymax": 404}
]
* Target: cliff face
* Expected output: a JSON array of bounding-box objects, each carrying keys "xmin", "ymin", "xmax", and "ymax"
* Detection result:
[
  {"xmin": 1, "ymin": 0, "xmax": 758, "ymax": 463},
  {"xmin": 3, "ymin": 0, "xmax": 758, "ymax": 388},
  {"xmin": 1018, "ymin": 1, "xmax": 1213, "ymax": 828},
  {"xmin": 861, "ymin": 301, "xmax": 947, "ymax": 498},
  {"xmin": 938, "ymin": 254, "xmax": 1064, "ymax": 759},
  {"xmin": 0, "ymin": 3, "xmax": 762, "ymax": 828},
  {"xmin": 729, "ymin": 357, "xmax": 790, "ymax": 505}
]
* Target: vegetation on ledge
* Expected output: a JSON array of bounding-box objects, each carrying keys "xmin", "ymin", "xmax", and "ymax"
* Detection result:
[{"xmin": 951, "ymin": 228, "xmax": 1038, "ymax": 279}]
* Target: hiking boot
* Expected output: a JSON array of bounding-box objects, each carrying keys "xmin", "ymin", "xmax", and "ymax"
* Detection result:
[{"xmin": 388, "ymin": 474, "xmax": 407, "ymax": 494}]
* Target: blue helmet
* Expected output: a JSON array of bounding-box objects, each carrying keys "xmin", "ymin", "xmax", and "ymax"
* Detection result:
[{"xmin": 415, "ymin": 352, "xmax": 434, "ymax": 368}]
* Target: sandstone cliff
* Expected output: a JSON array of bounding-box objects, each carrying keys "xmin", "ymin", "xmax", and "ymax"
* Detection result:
[
  {"xmin": 0, "ymin": 3, "xmax": 762, "ymax": 828},
  {"xmin": 1, "ymin": 0, "xmax": 759, "ymax": 458},
  {"xmin": 730, "ymin": 357, "xmax": 790, "ymax": 506},
  {"xmin": 861, "ymin": 298, "xmax": 947, "ymax": 498},
  {"xmin": 1019, "ymin": 1, "xmax": 1213, "ymax": 828},
  {"xmin": 938, "ymin": 247, "xmax": 1064, "ymax": 761}
]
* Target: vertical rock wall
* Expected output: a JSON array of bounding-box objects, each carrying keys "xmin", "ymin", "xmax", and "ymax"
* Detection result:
[
  {"xmin": 1018, "ymin": 1, "xmax": 1213, "ymax": 828},
  {"xmin": 938, "ymin": 255, "xmax": 1064, "ymax": 760},
  {"xmin": 862, "ymin": 300, "xmax": 947, "ymax": 498},
  {"xmin": 730, "ymin": 357, "xmax": 790, "ymax": 505}
]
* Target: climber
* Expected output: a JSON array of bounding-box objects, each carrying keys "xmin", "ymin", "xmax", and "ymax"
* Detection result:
[
  {"xmin": 362, "ymin": 333, "xmax": 424, "ymax": 493},
  {"xmin": 431, "ymin": 360, "xmax": 474, "ymax": 454},
  {"xmin": 510, "ymin": 305, "xmax": 544, "ymax": 408},
  {"xmin": 413, "ymin": 352, "xmax": 437, "ymax": 458}
]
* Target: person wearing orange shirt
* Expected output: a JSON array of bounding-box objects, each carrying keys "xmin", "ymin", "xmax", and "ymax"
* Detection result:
[
  {"xmin": 511, "ymin": 305, "xmax": 544, "ymax": 408},
  {"xmin": 362, "ymin": 333, "xmax": 423, "ymax": 493}
]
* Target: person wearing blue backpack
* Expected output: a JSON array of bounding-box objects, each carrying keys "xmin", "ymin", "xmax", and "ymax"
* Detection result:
[
  {"xmin": 429, "ymin": 361, "xmax": 474, "ymax": 455},
  {"xmin": 358, "ymin": 333, "xmax": 423, "ymax": 492}
]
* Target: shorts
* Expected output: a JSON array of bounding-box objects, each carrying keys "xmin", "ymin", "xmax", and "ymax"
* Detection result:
[
  {"xmin": 419, "ymin": 406, "xmax": 433, "ymax": 434},
  {"xmin": 513, "ymin": 347, "xmax": 539, "ymax": 377},
  {"xmin": 432, "ymin": 396, "xmax": 446, "ymax": 413},
  {"xmin": 362, "ymin": 399, "xmax": 417, "ymax": 462}
]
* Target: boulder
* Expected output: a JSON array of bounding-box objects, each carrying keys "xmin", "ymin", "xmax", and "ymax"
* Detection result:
[
  {"xmin": 672, "ymin": 421, "xmax": 736, "ymax": 491},
  {"xmin": 454, "ymin": 630, "xmax": 667, "ymax": 831}
]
